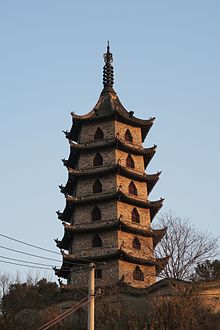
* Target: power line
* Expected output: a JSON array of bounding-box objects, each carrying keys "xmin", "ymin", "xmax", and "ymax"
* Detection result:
[
  {"xmin": 0, "ymin": 232, "xmax": 60, "ymax": 255},
  {"xmin": 0, "ymin": 260, "xmax": 52, "ymax": 270},
  {"xmin": 0, "ymin": 245, "xmax": 60, "ymax": 262},
  {"xmin": 0, "ymin": 245, "xmax": 91, "ymax": 268},
  {"xmin": 0, "ymin": 259, "xmax": 88, "ymax": 274},
  {"xmin": 37, "ymin": 297, "xmax": 89, "ymax": 330},
  {"xmin": 0, "ymin": 232, "xmax": 107, "ymax": 266},
  {"xmin": 0, "ymin": 255, "xmax": 58, "ymax": 268}
]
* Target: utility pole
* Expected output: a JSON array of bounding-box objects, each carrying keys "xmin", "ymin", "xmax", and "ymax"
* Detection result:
[{"xmin": 88, "ymin": 263, "xmax": 95, "ymax": 330}]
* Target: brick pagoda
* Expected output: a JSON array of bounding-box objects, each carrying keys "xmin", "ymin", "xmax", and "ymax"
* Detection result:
[{"xmin": 55, "ymin": 44, "xmax": 168, "ymax": 288}]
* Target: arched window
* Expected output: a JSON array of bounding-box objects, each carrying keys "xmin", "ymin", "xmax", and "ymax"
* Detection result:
[
  {"xmin": 93, "ymin": 153, "xmax": 103, "ymax": 166},
  {"xmin": 132, "ymin": 208, "xmax": 140, "ymax": 223},
  {"xmin": 133, "ymin": 266, "xmax": 144, "ymax": 281},
  {"xmin": 126, "ymin": 154, "xmax": 135, "ymax": 169},
  {"xmin": 125, "ymin": 129, "xmax": 133, "ymax": 142},
  {"xmin": 94, "ymin": 127, "xmax": 104, "ymax": 140},
  {"xmin": 91, "ymin": 207, "xmax": 101, "ymax": 222},
  {"xmin": 129, "ymin": 181, "xmax": 138, "ymax": 196},
  {"xmin": 93, "ymin": 179, "xmax": 102, "ymax": 193},
  {"xmin": 132, "ymin": 237, "xmax": 141, "ymax": 250},
  {"xmin": 95, "ymin": 269, "xmax": 102, "ymax": 279},
  {"xmin": 92, "ymin": 234, "xmax": 102, "ymax": 247}
]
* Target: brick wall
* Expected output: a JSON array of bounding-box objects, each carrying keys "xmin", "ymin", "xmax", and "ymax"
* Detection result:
[
  {"xmin": 116, "ymin": 174, "xmax": 147, "ymax": 200},
  {"xmin": 70, "ymin": 260, "xmax": 119, "ymax": 287},
  {"xmin": 116, "ymin": 149, "xmax": 145, "ymax": 172},
  {"xmin": 115, "ymin": 121, "xmax": 142, "ymax": 146},
  {"xmin": 72, "ymin": 201, "xmax": 118, "ymax": 225},
  {"xmin": 119, "ymin": 260, "xmax": 156, "ymax": 288},
  {"xmin": 79, "ymin": 120, "xmax": 115, "ymax": 143},
  {"xmin": 117, "ymin": 201, "xmax": 151, "ymax": 228},
  {"xmin": 71, "ymin": 231, "xmax": 118, "ymax": 257},
  {"xmin": 118, "ymin": 231, "xmax": 154, "ymax": 259},
  {"xmin": 77, "ymin": 148, "xmax": 115, "ymax": 170},
  {"xmin": 76, "ymin": 174, "xmax": 116, "ymax": 197}
]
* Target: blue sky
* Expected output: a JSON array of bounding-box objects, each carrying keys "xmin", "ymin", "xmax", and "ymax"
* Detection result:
[{"xmin": 0, "ymin": 1, "xmax": 219, "ymax": 281}]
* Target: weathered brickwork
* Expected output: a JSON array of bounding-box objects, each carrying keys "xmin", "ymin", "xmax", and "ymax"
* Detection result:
[
  {"xmin": 79, "ymin": 120, "xmax": 115, "ymax": 143},
  {"xmin": 117, "ymin": 201, "xmax": 151, "ymax": 228},
  {"xmin": 72, "ymin": 201, "xmax": 118, "ymax": 225},
  {"xmin": 70, "ymin": 260, "xmax": 119, "ymax": 288},
  {"xmin": 77, "ymin": 148, "xmax": 115, "ymax": 170},
  {"xmin": 115, "ymin": 121, "xmax": 142, "ymax": 146},
  {"xmin": 118, "ymin": 231, "xmax": 154, "ymax": 258},
  {"xmin": 119, "ymin": 260, "xmax": 156, "ymax": 288},
  {"xmin": 76, "ymin": 174, "xmax": 117, "ymax": 197},
  {"xmin": 116, "ymin": 174, "xmax": 148, "ymax": 200},
  {"xmin": 70, "ymin": 231, "xmax": 118, "ymax": 258},
  {"xmin": 116, "ymin": 149, "xmax": 145, "ymax": 173}
]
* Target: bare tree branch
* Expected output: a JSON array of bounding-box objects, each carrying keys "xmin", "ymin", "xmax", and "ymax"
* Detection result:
[{"xmin": 154, "ymin": 211, "xmax": 219, "ymax": 280}]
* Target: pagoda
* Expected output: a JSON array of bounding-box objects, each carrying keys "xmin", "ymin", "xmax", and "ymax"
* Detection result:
[{"xmin": 55, "ymin": 44, "xmax": 168, "ymax": 288}]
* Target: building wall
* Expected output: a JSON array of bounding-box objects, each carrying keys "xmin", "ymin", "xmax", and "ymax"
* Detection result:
[
  {"xmin": 72, "ymin": 201, "xmax": 118, "ymax": 225},
  {"xmin": 116, "ymin": 149, "xmax": 145, "ymax": 173},
  {"xmin": 70, "ymin": 231, "xmax": 118, "ymax": 258},
  {"xmin": 115, "ymin": 121, "xmax": 142, "ymax": 146},
  {"xmin": 116, "ymin": 174, "xmax": 148, "ymax": 200},
  {"xmin": 79, "ymin": 120, "xmax": 115, "ymax": 143},
  {"xmin": 76, "ymin": 174, "xmax": 116, "ymax": 197},
  {"xmin": 77, "ymin": 148, "xmax": 115, "ymax": 170},
  {"xmin": 117, "ymin": 201, "xmax": 151, "ymax": 228},
  {"xmin": 119, "ymin": 260, "xmax": 156, "ymax": 288},
  {"xmin": 118, "ymin": 231, "xmax": 154, "ymax": 259},
  {"xmin": 70, "ymin": 260, "xmax": 119, "ymax": 288}
]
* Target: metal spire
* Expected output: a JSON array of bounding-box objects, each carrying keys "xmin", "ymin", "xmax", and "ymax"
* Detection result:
[{"xmin": 103, "ymin": 41, "xmax": 114, "ymax": 88}]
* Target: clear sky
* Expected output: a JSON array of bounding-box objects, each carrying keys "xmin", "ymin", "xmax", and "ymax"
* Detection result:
[{"xmin": 0, "ymin": 1, "xmax": 219, "ymax": 281}]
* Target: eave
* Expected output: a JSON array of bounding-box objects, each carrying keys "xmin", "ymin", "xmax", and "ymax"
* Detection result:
[
  {"xmin": 66, "ymin": 90, "xmax": 155, "ymax": 143},
  {"xmin": 60, "ymin": 165, "xmax": 160, "ymax": 195},
  {"xmin": 63, "ymin": 138, "xmax": 157, "ymax": 169},
  {"xmin": 55, "ymin": 250, "xmax": 169, "ymax": 278},
  {"xmin": 58, "ymin": 190, "xmax": 163, "ymax": 223},
  {"xmin": 56, "ymin": 220, "xmax": 167, "ymax": 250}
]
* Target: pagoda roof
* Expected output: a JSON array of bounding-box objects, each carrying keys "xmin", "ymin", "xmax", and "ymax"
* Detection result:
[
  {"xmin": 56, "ymin": 219, "xmax": 167, "ymax": 250},
  {"xmin": 55, "ymin": 249, "xmax": 169, "ymax": 279},
  {"xmin": 66, "ymin": 92, "xmax": 155, "ymax": 143},
  {"xmin": 65, "ymin": 138, "xmax": 156, "ymax": 169},
  {"xmin": 58, "ymin": 190, "xmax": 163, "ymax": 223},
  {"xmin": 60, "ymin": 165, "xmax": 160, "ymax": 195},
  {"xmin": 65, "ymin": 44, "xmax": 155, "ymax": 143},
  {"xmin": 69, "ymin": 137, "xmax": 155, "ymax": 155}
]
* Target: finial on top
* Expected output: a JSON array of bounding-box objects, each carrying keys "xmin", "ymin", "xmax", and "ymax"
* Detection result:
[{"xmin": 103, "ymin": 41, "xmax": 114, "ymax": 88}]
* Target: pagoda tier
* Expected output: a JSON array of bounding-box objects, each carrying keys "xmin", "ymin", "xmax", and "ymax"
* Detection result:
[
  {"xmin": 60, "ymin": 165, "xmax": 161, "ymax": 195},
  {"xmin": 66, "ymin": 96, "xmax": 155, "ymax": 143},
  {"xmin": 55, "ymin": 220, "xmax": 167, "ymax": 250},
  {"xmin": 57, "ymin": 191, "xmax": 163, "ymax": 222},
  {"xmin": 64, "ymin": 138, "xmax": 156, "ymax": 169},
  {"xmin": 55, "ymin": 251, "xmax": 169, "ymax": 279},
  {"xmin": 63, "ymin": 142, "xmax": 156, "ymax": 169}
]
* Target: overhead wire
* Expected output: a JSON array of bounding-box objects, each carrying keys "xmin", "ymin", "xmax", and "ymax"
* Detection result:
[
  {"xmin": 0, "ymin": 245, "xmax": 91, "ymax": 269},
  {"xmin": 0, "ymin": 254, "xmax": 57, "ymax": 268},
  {"xmin": 37, "ymin": 297, "xmax": 89, "ymax": 330},
  {"xmin": 0, "ymin": 232, "xmax": 60, "ymax": 255},
  {"xmin": 0, "ymin": 232, "xmax": 111, "ymax": 276},
  {"xmin": 0, "ymin": 260, "xmax": 52, "ymax": 270}
]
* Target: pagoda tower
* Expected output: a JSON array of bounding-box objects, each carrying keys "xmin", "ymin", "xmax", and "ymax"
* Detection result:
[{"xmin": 55, "ymin": 44, "xmax": 168, "ymax": 288}]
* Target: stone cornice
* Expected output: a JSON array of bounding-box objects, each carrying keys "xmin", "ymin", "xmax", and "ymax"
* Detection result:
[
  {"xmin": 56, "ymin": 219, "xmax": 167, "ymax": 250},
  {"xmin": 60, "ymin": 165, "xmax": 160, "ymax": 195},
  {"xmin": 55, "ymin": 250, "xmax": 169, "ymax": 279},
  {"xmin": 57, "ymin": 191, "xmax": 163, "ymax": 224}
]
